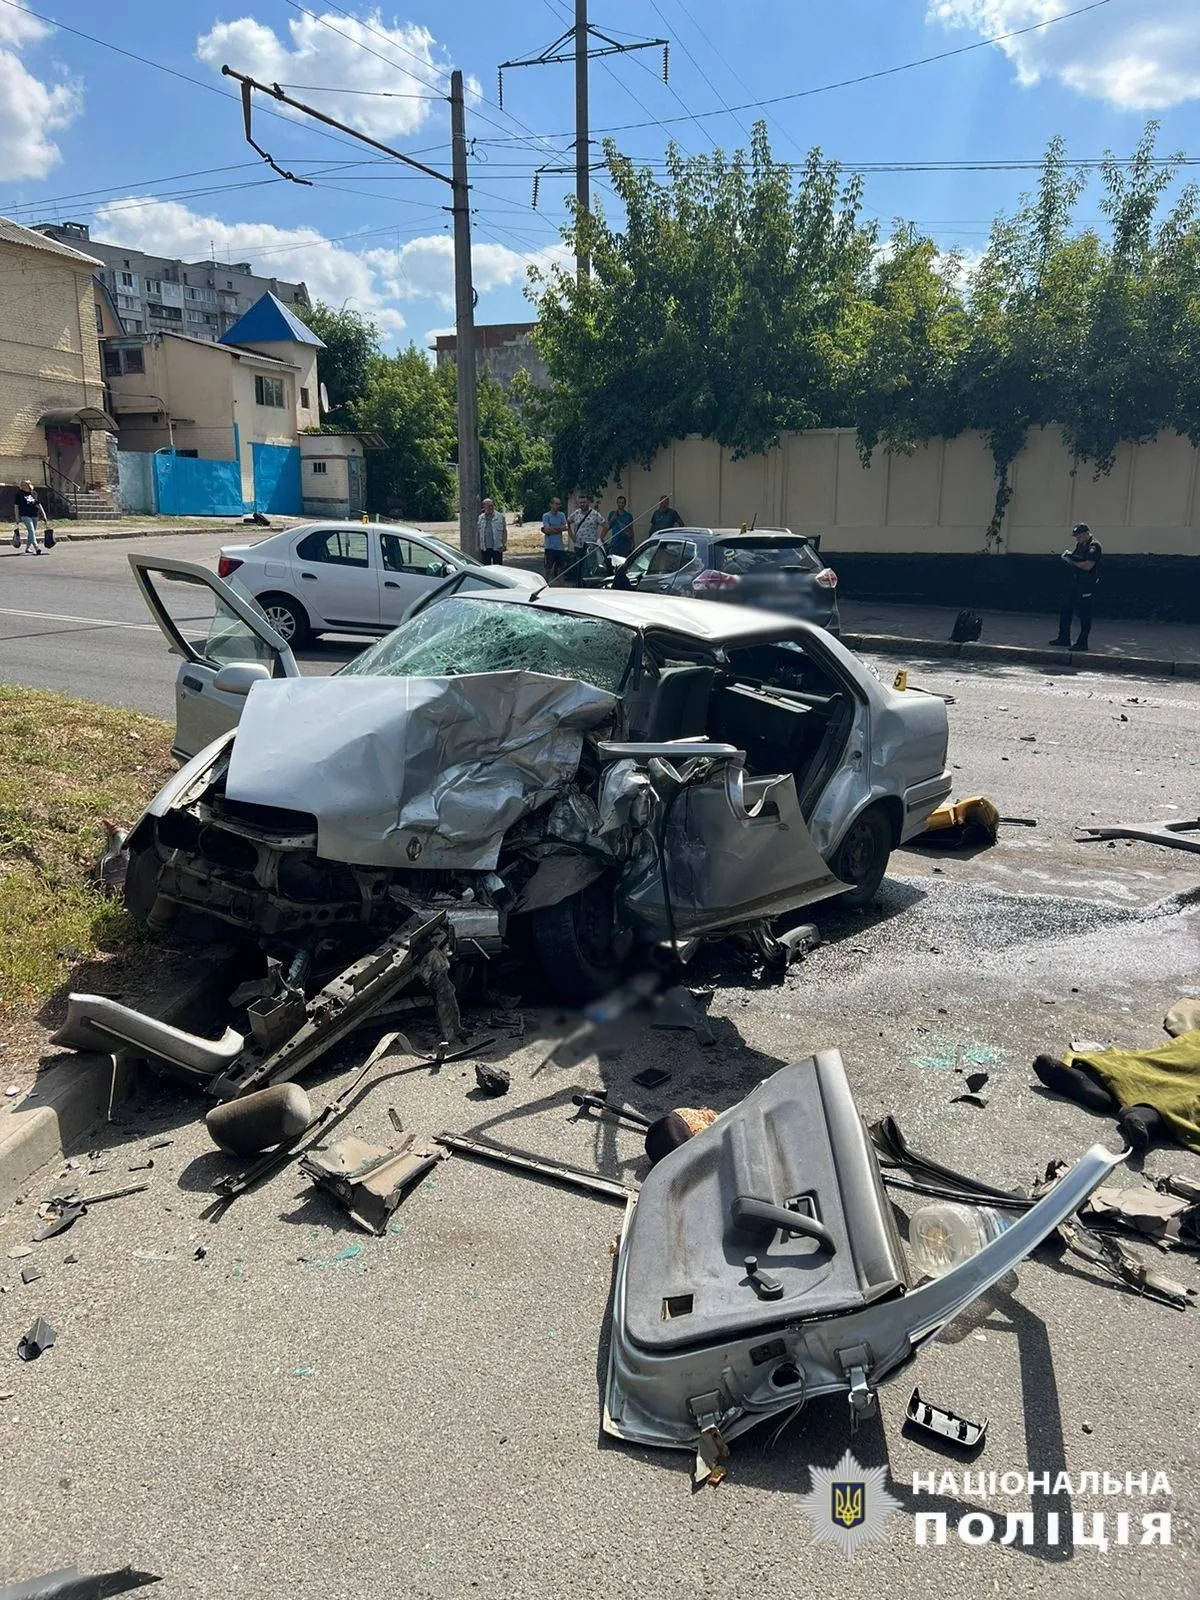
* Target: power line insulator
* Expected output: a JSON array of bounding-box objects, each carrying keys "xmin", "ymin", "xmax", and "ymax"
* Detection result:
[
  {"xmin": 532, "ymin": 171, "xmax": 541, "ymax": 209},
  {"xmin": 497, "ymin": 67, "xmax": 504, "ymax": 109},
  {"xmin": 662, "ymin": 45, "xmax": 669, "ymax": 82}
]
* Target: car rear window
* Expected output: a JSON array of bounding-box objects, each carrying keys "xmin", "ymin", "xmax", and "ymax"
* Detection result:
[{"xmin": 714, "ymin": 539, "xmax": 822, "ymax": 575}]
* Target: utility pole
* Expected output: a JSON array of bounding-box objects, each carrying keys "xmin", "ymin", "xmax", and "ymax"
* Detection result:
[
  {"xmin": 574, "ymin": 0, "xmax": 590, "ymax": 282},
  {"xmin": 450, "ymin": 70, "xmax": 481, "ymax": 555},
  {"xmin": 220, "ymin": 65, "xmax": 482, "ymax": 553},
  {"xmin": 500, "ymin": 9, "xmax": 668, "ymax": 281}
]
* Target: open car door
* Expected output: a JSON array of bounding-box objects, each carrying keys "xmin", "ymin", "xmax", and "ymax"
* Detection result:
[
  {"xmin": 129, "ymin": 553, "xmax": 299, "ymax": 760},
  {"xmin": 400, "ymin": 562, "xmax": 542, "ymax": 623}
]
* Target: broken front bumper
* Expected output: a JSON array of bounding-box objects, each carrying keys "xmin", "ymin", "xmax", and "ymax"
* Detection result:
[{"xmin": 603, "ymin": 1054, "xmax": 1125, "ymax": 1453}]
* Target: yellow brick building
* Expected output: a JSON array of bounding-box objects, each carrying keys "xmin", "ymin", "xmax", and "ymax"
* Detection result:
[{"xmin": 0, "ymin": 214, "xmax": 115, "ymax": 509}]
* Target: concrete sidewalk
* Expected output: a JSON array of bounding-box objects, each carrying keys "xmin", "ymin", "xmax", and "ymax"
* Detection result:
[{"xmin": 840, "ymin": 597, "xmax": 1200, "ymax": 670}]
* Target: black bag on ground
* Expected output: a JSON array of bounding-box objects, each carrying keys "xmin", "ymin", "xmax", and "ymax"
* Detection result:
[
  {"xmin": 43, "ymin": 526, "xmax": 55, "ymax": 548},
  {"xmin": 951, "ymin": 609, "xmax": 982, "ymax": 643},
  {"xmin": 11, "ymin": 527, "xmax": 19, "ymax": 549}
]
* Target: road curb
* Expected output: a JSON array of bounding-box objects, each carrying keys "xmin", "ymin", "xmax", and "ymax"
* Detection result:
[
  {"xmin": 0, "ymin": 949, "xmax": 240, "ymax": 1206},
  {"xmin": 840, "ymin": 631, "xmax": 1189, "ymax": 680}
]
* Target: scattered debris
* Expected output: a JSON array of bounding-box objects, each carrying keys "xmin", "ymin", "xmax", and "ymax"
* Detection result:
[
  {"xmin": 605, "ymin": 1058, "xmax": 1122, "ymax": 1460},
  {"xmin": 387, "ymin": 1108, "xmax": 403, "ymax": 1133},
  {"xmin": 571, "ymin": 1091, "xmax": 652, "ymax": 1132},
  {"xmin": 474, "ymin": 1063, "xmax": 511, "ymax": 1098},
  {"xmin": 127, "ymin": 1159, "xmax": 154, "ymax": 1172},
  {"xmin": 301, "ymin": 1135, "xmax": 443, "ymax": 1235},
  {"xmin": 1075, "ymin": 817, "xmax": 1200, "ymax": 855},
  {"xmin": 434, "ymin": 1130, "xmax": 634, "ymax": 1203},
  {"xmin": 193, "ymin": 1245, "xmax": 207, "ymax": 1261},
  {"xmin": 914, "ymin": 796, "xmax": 1000, "ymax": 849},
  {"xmin": 20, "ymin": 1264, "xmax": 43, "ymax": 1285},
  {"xmin": 97, "ymin": 818, "xmax": 131, "ymax": 895},
  {"xmin": 147, "ymin": 1138, "xmax": 174, "ymax": 1151},
  {"xmin": 905, "ymin": 1386, "xmax": 989, "ymax": 1450},
  {"xmin": 0, "ymin": 1564, "xmax": 161, "ymax": 1597},
  {"xmin": 7, "ymin": 1245, "xmax": 33, "ymax": 1260},
  {"xmin": 4, "ymin": 1085, "xmax": 19, "ymax": 1097},
  {"xmin": 632, "ymin": 1067, "xmax": 671, "ymax": 1091},
  {"xmin": 965, "ymin": 1070, "xmax": 990, "ymax": 1094},
  {"xmin": 950, "ymin": 1093, "xmax": 989, "ymax": 1109},
  {"xmin": 205, "ymin": 1083, "xmax": 313, "ymax": 1157},
  {"xmin": 17, "ymin": 1316, "xmax": 56, "ymax": 1361},
  {"xmin": 650, "ymin": 986, "xmax": 716, "ymax": 1045}
]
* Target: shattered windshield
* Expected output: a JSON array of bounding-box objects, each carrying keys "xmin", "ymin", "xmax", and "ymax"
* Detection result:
[{"xmin": 341, "ymin": 597, "xmax": 637, "ymax": 694}]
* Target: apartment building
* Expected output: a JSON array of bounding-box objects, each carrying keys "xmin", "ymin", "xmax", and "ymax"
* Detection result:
[{"xmin": 35, "ymin": 221, "xmax": 308, "ymax": 343}]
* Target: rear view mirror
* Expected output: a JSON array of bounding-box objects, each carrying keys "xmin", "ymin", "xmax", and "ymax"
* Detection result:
[{"xmin": 213, "ymin": 662, "xmax": 272, "ymax": 696}]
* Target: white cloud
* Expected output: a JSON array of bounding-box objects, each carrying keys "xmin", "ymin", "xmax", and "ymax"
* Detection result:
[
  {"xmin": 362, "ymin": 234, "xmax": 560, "ymax": 309},
  {"xmin": 0, "ymin": 2, "xmax": 82, "ymax": 180},
  {"xmin": 195, "ymin": 9, "xmax": 450, "ymax": 140},
  {"xmin": 930, "ymin": 1, "xmax": 1200, "ymax": 110},
  {"xmin": 89, "ymin": 197, "xmax": 560, "ymax": 346}
]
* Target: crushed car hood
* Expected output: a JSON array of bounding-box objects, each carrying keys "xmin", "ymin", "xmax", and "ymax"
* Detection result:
[{"xmin": 224, "ymin": 672, "xmax": 619, "ymax": 871}]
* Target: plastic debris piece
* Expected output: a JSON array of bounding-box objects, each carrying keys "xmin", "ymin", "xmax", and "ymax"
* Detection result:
[
  {"xmin": 632, "ymin": 1067, "xmax": 671, "ymax": 1090},
  {"xmin": 965, "ymin": 1071, "xmax": 990, "ymax": 1093},
  {"xmin": 17, "ymin": 1316, "xmax": 56, "ymax": 1360},
  {"xmin": 905, "ymin": 1385, "xmax": 988, "ymax": 1449},
  {"xmin": 20, "ymin": 1264, "xmax": 43, "ymax": 1285},
  {"xmin": 7, "ymin": 1245, "xmax": 33, "ymax": 1260},
  {"xmin": 0, "ymin": 1564, "xmax": 162, "ymax": 1596},
  {"xmin": 34, "ymin": 1203, "xmax": 86, "ymax": 1241}
]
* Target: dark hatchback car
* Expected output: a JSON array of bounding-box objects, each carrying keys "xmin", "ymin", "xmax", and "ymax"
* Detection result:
[{"xmin": 613, "ymin": 527, "xmax": 840, "ymax": 632}]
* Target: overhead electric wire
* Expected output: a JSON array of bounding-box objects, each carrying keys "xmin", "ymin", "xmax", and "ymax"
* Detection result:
[{"xmin": 481, "ymin": 0, "xmax": 1117, "ymax": 140}]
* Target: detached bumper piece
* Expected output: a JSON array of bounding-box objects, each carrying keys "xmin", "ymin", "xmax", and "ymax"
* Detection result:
[{"xmin": 603, "ymin": 1052, "xmax": 1123, "ymax": 1460}]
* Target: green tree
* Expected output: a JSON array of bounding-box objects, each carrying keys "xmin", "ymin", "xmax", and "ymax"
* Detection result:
[
  {"xmin": 351, "ymin": 345, "xmax": 456, "ymax": 519},
  {"xmin": 303, "ymin": 301, "xmax": 381, "ymax": 429}
]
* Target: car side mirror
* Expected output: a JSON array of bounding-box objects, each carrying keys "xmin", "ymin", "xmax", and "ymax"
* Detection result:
[
  {"xmin": 213, "ymin": 662, "xmax": 272, "ymax": 695},
  {"xmin": 426, "ymin": 561, "xmax": 451, "ymax": 577}
]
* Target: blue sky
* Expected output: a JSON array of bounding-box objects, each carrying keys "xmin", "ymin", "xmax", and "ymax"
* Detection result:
[{"xmin": 2, "ymin": 1, "xmax": 1198, "ymax": 351}]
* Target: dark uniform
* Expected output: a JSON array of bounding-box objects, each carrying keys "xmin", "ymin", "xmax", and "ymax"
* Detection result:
[{"xmin": 1053, "ymin": 524, "xmax": 1102, "ymax": 651}]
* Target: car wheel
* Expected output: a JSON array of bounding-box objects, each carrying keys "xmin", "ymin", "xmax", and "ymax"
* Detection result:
[
  {"xmin": 124, "ymin": 840, "xmax": 163, "ymax": 926},
  {"xmin": 256, "ymin": 592, "xmax": 311, "ymax": 648},
  {"xmin": 829, "ymin": 804, "xmax": 892, "ymax": 908},
  {"xmin": 531, "ymin": 879, "xmax": 629, "ymax": 1002}
]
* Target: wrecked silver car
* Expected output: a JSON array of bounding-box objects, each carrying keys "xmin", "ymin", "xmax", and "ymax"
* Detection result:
[{"xmin": 126, "ymin": 556, "xmax": 952, "ymax": 998}]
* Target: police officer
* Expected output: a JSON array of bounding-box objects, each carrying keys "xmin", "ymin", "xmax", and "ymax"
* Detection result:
[{"xmin": 1051, "ymin": 523, "xmax": 1102, "ymax": 651}]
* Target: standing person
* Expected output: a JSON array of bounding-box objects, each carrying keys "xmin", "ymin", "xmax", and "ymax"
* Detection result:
[
  {"xmin": 477, "ymin": 497, "xmax": 507, "ymax": 565},
  {"xmin": 1051, "ymin": 523, "xmax": 1102, "ymax": 651},
  {"xmin": 567, "ymin": 493, "xmax": 606, "ymax": 585},
  {"xmin": 13, "ymin": 480, "xmax": 44, "ymax": 554},
  {"xmin": 648, "ymin": 493, "xmax": 683, "ymax": 536},
  {"xmin": 606, "ymin": 494, "xmax": 634, "ymax": 558},
  {"xmin": 541, "ymin": 495, "xmax": 568, "ymax": 583}
]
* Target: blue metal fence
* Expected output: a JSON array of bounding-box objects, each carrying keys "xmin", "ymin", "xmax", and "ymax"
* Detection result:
[
  {"xmin": 152, "ymin": 452, "xmax": 244, "ymax": 517},
  {"xmin": 251, "ymin": 443, "xmax": 302, "ymax": 514}
]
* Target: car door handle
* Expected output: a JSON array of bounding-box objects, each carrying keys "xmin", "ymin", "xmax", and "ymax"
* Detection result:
[
  {"xmin": 301, "ymin": 572, "xmax": 317, "ymax": 581},
  {"xmin": 384, "ymin": 580, "xmax": 400, "ymax": 589},
  {"xmin": 182, "ymin": 675, "xmax": 203, "ymax": 692}
]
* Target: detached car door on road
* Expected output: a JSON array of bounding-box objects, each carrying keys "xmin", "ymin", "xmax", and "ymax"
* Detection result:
[{"xmin": 128, "ymin": 554, "xmax": 298, "ymax": 761}]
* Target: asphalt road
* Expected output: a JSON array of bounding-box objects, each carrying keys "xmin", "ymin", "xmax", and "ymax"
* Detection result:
[
  {"xmin": 1, "ymin": 534, "xmax": 1198, "ymax": 1596},
  {"xmin": 0, "ymin": 532, "xmax": 358, "ymax": 716}
]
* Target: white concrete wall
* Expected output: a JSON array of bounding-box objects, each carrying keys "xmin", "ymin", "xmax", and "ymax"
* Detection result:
[{"xmin": 613, "ymin": 427, "xmax": 1200, "ymax": 557}]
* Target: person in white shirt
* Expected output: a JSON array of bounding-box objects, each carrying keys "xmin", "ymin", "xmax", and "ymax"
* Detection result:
[
  {"xmin": 477, "ymin": 498, "xmax": 507, "ymax": 564},
  {"xmin": 567, "ymin": 494, "xmax": 606, "ymax": 585}
]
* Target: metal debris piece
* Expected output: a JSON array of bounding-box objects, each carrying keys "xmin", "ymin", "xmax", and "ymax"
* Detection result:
[
  {"xmin": 146, "ymin": 1139, "xmax": 173, "ymax": 1151},
  {"xmin": 571, "ymin": 1091, "xmax": 652, "ymax": 1131},
  {"xmin": 127, "ymin": 1160, "xmax": 154, "ymax": 1172},
  {"xmin": 387, "ymin": 1108, "xmax": 403, "ymax": 1133},
  {"xmin": 1076, "ymin": 817, "xmax": 1200, "ymax": 854},
  {"xmin": 474, "ymin": 1063, "xmax": 511, "ymax": 1097},
  {"xmin": 300, "ymin": 1134, "xmax": 444, "ymax": 1235},
  {"xmin": 434, "ymin": 1130, "xmax": 635, "ymax": 1203},
  {"xmin": 0, "ymin": 1564, "xmax": 162, "ymax": 1598},
  {"xmin": 950, "ymin": 1093, "xmax": 989, "ymax": 1109},
  {"xmin": 905, "ymin": 1386, "xmax": 989, "ymax": 1450},
  {"xmin": 17, "ymin": 1316, "xmax": 56, "ymax": 1360},
  {"xmin": 651, "ymin": 986, "xmax": 716, "ymax": 1045},
  {"xmin": 208, "ymin": 916, "xmax": 455, "ymax": 1099}
]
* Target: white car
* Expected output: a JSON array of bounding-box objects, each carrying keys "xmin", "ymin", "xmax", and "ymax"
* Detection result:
[{"xmin": 215, "ymin": 520, "xmax": 530, "ymax": 646}]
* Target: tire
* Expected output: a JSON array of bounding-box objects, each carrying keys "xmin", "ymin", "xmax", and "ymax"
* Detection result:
[
  {"xmin": 123, "ymin": 840, "xmax": 163, "ymax": 926},
  {"xmin": 256, "ymin": 592, "xmax": 311, "ymax": 648},
  {"xmin": 829, "ymin": 804, "xmax": 893, "ymax": 909},
  {"xmin": 530, "ymin": 880, "xmax": 629, "ymax": 1003}
]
